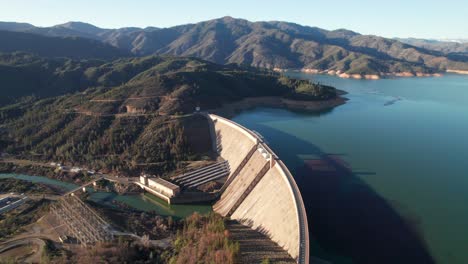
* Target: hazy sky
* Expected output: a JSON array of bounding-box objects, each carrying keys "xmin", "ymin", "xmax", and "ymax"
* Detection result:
[{"xmin": 0, "ymin": 0, "xmax": 466, "ymax": 39}]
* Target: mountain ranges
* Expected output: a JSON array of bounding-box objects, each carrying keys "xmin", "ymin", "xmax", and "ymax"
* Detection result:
[{"xmin": 2, "ymin": 17, "xmax": 468, "ymax": 78}]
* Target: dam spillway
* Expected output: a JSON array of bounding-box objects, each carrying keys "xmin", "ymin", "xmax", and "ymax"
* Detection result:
[{"xmin": 207, "ymin": 114, "xmax": 309, "ymax": 264}]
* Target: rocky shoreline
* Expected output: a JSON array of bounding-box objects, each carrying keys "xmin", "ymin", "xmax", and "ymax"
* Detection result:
[
  {"xmin": 446, "ymin": 69, "xmax": 468, "ymax": 75},
  {"xmin": 211, "ymin": 93, "xmax": 348, "ymax": 118},
  {"xmin": 274, "ymin": 68, "xmax": 445, "ymax": 80}
]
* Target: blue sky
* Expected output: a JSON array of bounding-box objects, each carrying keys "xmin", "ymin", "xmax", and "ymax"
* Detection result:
[{"xmin": 0, "ymin": 0, "xmax": 466, "ymax": 39}]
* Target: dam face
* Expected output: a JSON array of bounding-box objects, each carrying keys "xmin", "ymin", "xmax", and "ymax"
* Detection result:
[{"xmin": 208, "ymin": 114, "xmax": 309, "ymax": 264}]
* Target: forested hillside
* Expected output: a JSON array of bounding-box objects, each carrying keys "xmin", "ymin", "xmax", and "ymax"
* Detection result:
[
  {"xmin": 0, "ymin": 30, "xmax": 129, "ymax": 59},
  {"xmin": 0, "ymin": 54, "xmax": 337, "ymax": 175}
]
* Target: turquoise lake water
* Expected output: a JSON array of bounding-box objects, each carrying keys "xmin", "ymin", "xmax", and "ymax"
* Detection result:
[{"xmin": 232, "ymin": 74, "xmax": 468, "ymax": 264}]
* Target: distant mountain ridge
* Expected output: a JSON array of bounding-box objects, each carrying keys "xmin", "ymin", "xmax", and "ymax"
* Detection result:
[
  {"xmin": 0, "ymin": 30, "xmax": 130, "ymax": 59},
  {"xmin": 397, "ymin": 38, "xmax": 468, "ymax": 55},
  {"xmin": 0, "ymin": 22, "xmax": 35, "ymax": 31},
  {"xmin": 2, "ymin": 17, "xmax": 468, "ymax": 77}
]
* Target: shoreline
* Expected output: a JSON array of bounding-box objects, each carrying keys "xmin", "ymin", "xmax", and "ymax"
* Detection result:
[
  {"xmin": 210, "ymin": 93, "xmax": 348, "ymax": 118},
  {"xmin": 274, "ymin": 68, "xmax": 452, "ymax": 80},
  {"xmin": 446, "ymin": 69, "xmax": 468, "ymax": 75},
  {"xmin": 0, "ymin": 160, "xmax": 93, "ymax": 185}
]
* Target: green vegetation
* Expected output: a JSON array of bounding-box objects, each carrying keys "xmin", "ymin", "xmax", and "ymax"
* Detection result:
[
  {"xmin": 0, "ymin": 178, "xmax": 58, "ymax": 194},
  {"xmin": 40, "ymin": 239, "xmax": 63, "ymax": 264},
  {"xmin": 0, "ymin": 162, "xmax": 93, "ymax": 184},
  {"xmin": 170, "ymin": 213, "xmax": 239, "ymax": 264},
  {"xmin": 280, "ymin": 76, "xmax": 337, "ymax": 100},
  {"xmin": 46, "ymin": 205, "xmax": 232, "ymax": 263},
  {"xmin": 0, "ymin": 30, "xmax": 128, "ymax": 60},
  {"xmin": 0, "ymin": 199, "xmax": 50, "ymax": 240},
  {"xmin": 0, "ymin": 52, "xmax": 104, "ymax": 106},
  {"xmin": 0, "ymin": 54, "xmax": 336, "ymax": 176},
  {"xmin": 54, "ymin": 239, "xmax": 168, "ymax": 263},
  {"xmin": 124, "ymin": 212, "xmax": 175, "ymax": 239}
]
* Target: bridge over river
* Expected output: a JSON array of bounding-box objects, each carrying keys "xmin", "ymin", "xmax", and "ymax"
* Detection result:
[{"xmin": 64, "ymin": 175, "xmax": 136, "ymax": 196}]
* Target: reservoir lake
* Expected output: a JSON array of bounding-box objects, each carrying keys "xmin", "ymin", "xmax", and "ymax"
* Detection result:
[
  {"xmin": 232, "ymin": 73, "xmax": 468, "ymax": 264},
  {"xmin": 1, "ymin": 73, "xmax": 467, "ymax": 263}
]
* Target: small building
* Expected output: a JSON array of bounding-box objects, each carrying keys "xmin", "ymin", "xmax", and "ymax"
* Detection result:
[
  {"xmin": 70, "ymin": 167, "xmax": 82, "ymax": 173},
  {"xmin": 148, "ymin": 177, "xmax": 180, "ymax": 198},
  {"xmin": 140, "ymin": 175, "xmax": 149, "ymax": 186},
  {"xmin": 59, "ymin": 235, "xmax": 69, "ymax": 243},
  {"xmin": 139, "ymin": 175, "xmax": 180, "ymax": 203}
]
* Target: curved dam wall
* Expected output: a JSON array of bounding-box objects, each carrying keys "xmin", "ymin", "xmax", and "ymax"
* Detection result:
[
  {"xmin": 207, "ymin": 114, "xmax": 309, "ymax": 264},
  {"xmin": 210, "ymin": 114, "xmax": 258, "ymax": 178}
]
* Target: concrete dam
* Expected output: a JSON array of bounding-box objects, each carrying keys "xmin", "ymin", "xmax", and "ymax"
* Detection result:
[{"xmin": 207, "ymin": 114, "xmax": 309, "ymax": 264}]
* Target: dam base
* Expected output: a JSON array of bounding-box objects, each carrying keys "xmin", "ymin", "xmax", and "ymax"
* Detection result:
[{"xmin": 226, "ymin": 220, "xmax": 296, "ymax": 263}]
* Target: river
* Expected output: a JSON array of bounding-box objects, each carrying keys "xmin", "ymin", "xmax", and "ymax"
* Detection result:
[
  {"xmin": 232, "ymin": 73, "xmax": 468, "ymax": 264},
  {"xmin": 0, "ymin": 173, "xmax": 212, "ymax": 219}
]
